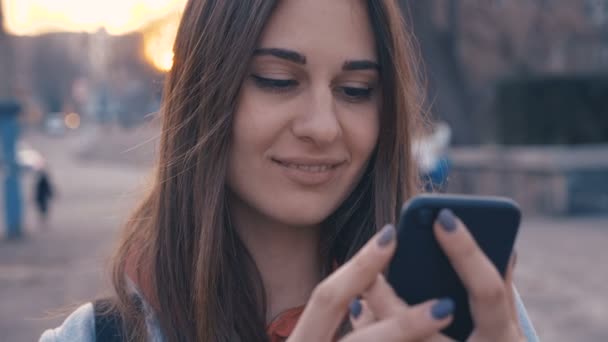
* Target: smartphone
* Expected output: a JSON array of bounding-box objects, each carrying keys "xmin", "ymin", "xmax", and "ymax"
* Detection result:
[{"xmin": 387, "ymin": 194, "xmax": 521, "ymax": 341}]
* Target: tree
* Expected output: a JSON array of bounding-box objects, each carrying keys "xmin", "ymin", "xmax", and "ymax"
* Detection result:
[
  {"xmin": 401, "ymin": 0, "xmax": 602, "ymax": 145},
  {"xmin": 401, "ymin": 0, "xmax": 477, "ymax": 144}
]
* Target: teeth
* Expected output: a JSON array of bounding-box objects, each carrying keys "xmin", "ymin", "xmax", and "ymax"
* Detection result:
[{"xmin": 283, "ymin": 163, "xmax": 333, "ymax": 172}]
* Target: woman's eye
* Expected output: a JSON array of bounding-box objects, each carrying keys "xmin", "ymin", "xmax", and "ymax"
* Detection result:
[
  {"xmin": 339, "ymin": 86, "xmax": 373, "ymax": 101},
  {"xmin": 251, "ymin": 75, "xmax": 298, "ymax": 90}
]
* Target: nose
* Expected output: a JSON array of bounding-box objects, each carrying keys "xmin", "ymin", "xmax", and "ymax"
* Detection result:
[{"xmin": 291, "ymin": 87, "xmax": 342, "ymax": 147}]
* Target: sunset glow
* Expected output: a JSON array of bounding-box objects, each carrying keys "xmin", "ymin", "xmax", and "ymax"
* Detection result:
[
  {"xmin": 142, "ymin": 15, "xmax": 181, "ymax": 71},
  {"xmin": 3, "ymin": 0, "xmax": 186, "ymax": 35},
  {"xmin": 3, "ymin": 0, "xmax": 186, "ymax": 71}
]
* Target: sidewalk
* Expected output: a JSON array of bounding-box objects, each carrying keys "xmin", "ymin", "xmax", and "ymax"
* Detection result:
[
  {"xmin": 0, "ymin": 132, "xmax": 149, "ymax": 341},
  {"xmin": 515, "ymin": 216, "xmax": 608, "ymax": 341}
]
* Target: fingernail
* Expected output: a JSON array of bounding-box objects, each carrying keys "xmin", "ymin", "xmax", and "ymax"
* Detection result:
[
  {"xmin": 437, "ymin": 209, "xmax": 457, "ymax": 232},
  {"xmin": 377, "ymin": 224, "xmax": 396, "ymax": 247},
  {"xmin": 349, "ymin": 298, "xmax": 362, "ymax": 319},
  {"xmin": 431, "ymin": 298, "xmax": 455, "ymax": 320}
]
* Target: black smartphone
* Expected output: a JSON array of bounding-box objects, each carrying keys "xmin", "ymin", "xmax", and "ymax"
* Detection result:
[{"xmin": 387, "ymin": 194, "xmax": 521, "ymax": 341}]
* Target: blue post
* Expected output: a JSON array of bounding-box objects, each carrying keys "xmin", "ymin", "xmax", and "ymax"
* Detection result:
[{"xmin": 0, "ymin": 101, "xmax": 22, "ymax": 240}]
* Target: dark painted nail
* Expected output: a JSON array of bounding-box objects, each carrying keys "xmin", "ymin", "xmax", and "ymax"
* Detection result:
[
  {"xmin": 377, "ymin": 224, "xmax": 396, "ymax": 247},
  {"xmin": 349, "ymin": 298, "xmax": 362, "ymax": 319},
  {"xmin": 431, "ymin": 298, "xmax": 455, "ymax": 320},
  {"xmin": 438, "ymin": 209, "xmax": 457, "ymax": 232}
]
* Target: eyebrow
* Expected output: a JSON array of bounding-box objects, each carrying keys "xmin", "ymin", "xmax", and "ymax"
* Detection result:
[
  {"xmin": 253, "ymin": 47, "xmax": 379, "ymax": 72},
  {"xmin": 253, "ymin": 48, "xmax": 306, "ymax": 64},
  {"xmin": 343, "ymin": 60, "xmax": 380, "ymax": 71}
]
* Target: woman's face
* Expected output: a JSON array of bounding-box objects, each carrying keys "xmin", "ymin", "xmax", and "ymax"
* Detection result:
[{"xmin": 227, "ymin": 0, "xmax": 380, "ymax": 227}]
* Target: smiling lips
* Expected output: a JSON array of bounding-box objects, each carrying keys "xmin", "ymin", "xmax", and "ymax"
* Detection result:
[{"xmin": 272, "ymin": 157, "xmax": 345, "ymax": 185}]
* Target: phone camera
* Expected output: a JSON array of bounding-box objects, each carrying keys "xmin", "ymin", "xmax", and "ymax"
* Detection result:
[{"xmin": 417, "ymin": 209, "xmax": 435, "ymax": 226}]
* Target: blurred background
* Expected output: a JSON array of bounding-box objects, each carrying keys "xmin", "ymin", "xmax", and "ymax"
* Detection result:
[{"xmin": 0, "ymin": 0, "xmax": 606, "ymax": 341}]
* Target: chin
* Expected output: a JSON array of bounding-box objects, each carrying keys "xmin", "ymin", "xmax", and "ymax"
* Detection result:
[{"xmin": 268, "ymin": 202, "xmax": 338, "ymax": 227}]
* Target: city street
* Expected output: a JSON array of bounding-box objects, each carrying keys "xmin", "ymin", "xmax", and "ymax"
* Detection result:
[{"xmin": 1, "ymin": 131, "xmax": 607, "ymax": 341}]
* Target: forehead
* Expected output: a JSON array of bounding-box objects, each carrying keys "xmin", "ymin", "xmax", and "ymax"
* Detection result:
[{"xmin": 258, "ymin": 0, "xmax": 377, "ymax": 62}]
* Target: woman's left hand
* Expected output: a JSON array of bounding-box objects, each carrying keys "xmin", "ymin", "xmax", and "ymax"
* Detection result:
[{"xmin": 350, "ymin": 209, "xmax": 524, "ymax": 342}]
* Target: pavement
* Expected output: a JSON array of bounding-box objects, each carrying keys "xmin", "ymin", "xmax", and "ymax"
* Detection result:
[
  {"xmin": 515, "ymin": 216, "xmax": 608, "ymax": 341},
  {"xmin": 1, "ymin": 129, "xmax": 607, "ymax": 341},
  {"xmin": 0, "ymin": 130, "xmax": 150, "ymax": 342}
]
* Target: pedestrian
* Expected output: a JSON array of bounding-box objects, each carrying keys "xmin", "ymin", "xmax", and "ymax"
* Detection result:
[
  {"xmin": 34, "ymin": 168, "xmax": 54, "ymax": 226},
  {"xmin": 40, "ymin": 1, "xmax": 537, "ymax": 341},
  {"xmin": 413, "ymin": 121, "xmax": 452, "ymax": 192}
]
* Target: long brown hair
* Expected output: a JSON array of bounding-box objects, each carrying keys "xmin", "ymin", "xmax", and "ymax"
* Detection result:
[{"xmin": 110, "ymin": 1, "xmax": 425, "ymax": 341}]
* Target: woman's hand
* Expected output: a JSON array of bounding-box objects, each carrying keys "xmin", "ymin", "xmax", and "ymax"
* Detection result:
[
  {"xmin": 349, "ymin": 209, "xmax": 525, "ymax": 342},
  {"xmin": 287, "ymin": 224, "xmax": 455, "ymax": 342},
  {"xmin": 432, "ymin": 209, "xmax": 524, "ymax": 342}
]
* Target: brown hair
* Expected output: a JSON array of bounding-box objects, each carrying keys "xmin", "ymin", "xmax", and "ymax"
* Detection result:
[{"xmin": 110, "ymin": 1, "xmax": 425, "ymax": 341}]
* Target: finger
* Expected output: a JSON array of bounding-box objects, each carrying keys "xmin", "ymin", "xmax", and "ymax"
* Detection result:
[
  {"xmin": 353, "ymin": 276, "xmax": 455, "ymax": 340},
  {"xmin": 424, "ymin": 335, "xmax": 455, "ymax": 342},
  {"xmin": 349, "ymin": 299, "xmax": 376, "ymax": 330},
  {"xmin": 290, "ymin": 224, "xmax": 397, "ymax": 341},
  {"xmin": 362, "ymin": 274, "xmax": 407, "ymax": 319},
  {"xmin": 433, "ymin": 209, "xmax": 513, "ymax": 334},
  {"xmin": 505, "ymin": 253, "xmax": 525, "ymax": 337},
  {"xmin": 505, "ymin": 252, "xmax": 519, "ymax": 324},
  {"xmin": 341, "ymin": 299, "xmax": 454, "ymax": 342}
]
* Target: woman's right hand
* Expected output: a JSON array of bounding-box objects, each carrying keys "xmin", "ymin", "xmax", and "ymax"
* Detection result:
[{"xmin": 287, "ymin": 224, "xmax": 454, "ymax": 342}]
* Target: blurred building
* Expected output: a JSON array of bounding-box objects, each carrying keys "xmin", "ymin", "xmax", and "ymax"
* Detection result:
[
  {"xmin": 11, "ymin": 29, "xmax": 162, "ymax": 128},
  {"xmin": 431, "ymin": 0, "xmax": 608, "ymax": 81},
  {"xmin": 419, "ymin": 0, "xmax": 608, "ymax": 144},
  {"xmin": 416, "ymin": 0, "xmax": 608, "ymax": 214}
]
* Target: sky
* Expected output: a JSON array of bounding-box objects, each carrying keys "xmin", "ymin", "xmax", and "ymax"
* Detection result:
[{"xmin": 3, "ymin": 0, "xmax": 186, "ymax": 35}]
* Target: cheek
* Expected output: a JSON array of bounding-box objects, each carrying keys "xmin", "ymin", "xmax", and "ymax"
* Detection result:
[
  {"xmin": 358, "ymin": 117, "xmax": 379, "ymax": 157},
  {"xmin": 230, "ymin": 84, "xmax": 290, "ymax": 158},
  {"xmin": 340, "ymin": 106, "xmax": 380, "ymax": 165},
  {"xmin": 227, "ymin": 85, "xmax": 286, "ymax": 195}
]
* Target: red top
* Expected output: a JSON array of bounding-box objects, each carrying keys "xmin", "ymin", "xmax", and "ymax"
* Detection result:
[{"xmin": 266, "ymin": 306, "xmax": 306, "ymax": 342}]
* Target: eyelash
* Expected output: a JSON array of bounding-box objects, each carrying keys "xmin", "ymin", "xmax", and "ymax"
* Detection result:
[
  {"xmin": 251, "ymin": 75, "xmax": 374, "ymax": 102},
  {"xmin": 251, "ymin": 75, "xmax": 298, "ymax": 90}
]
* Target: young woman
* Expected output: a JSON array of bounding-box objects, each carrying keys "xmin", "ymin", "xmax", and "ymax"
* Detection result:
[{"xmin": 40, "ymin": 0, "xmax": 538, "ymax": 341}]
